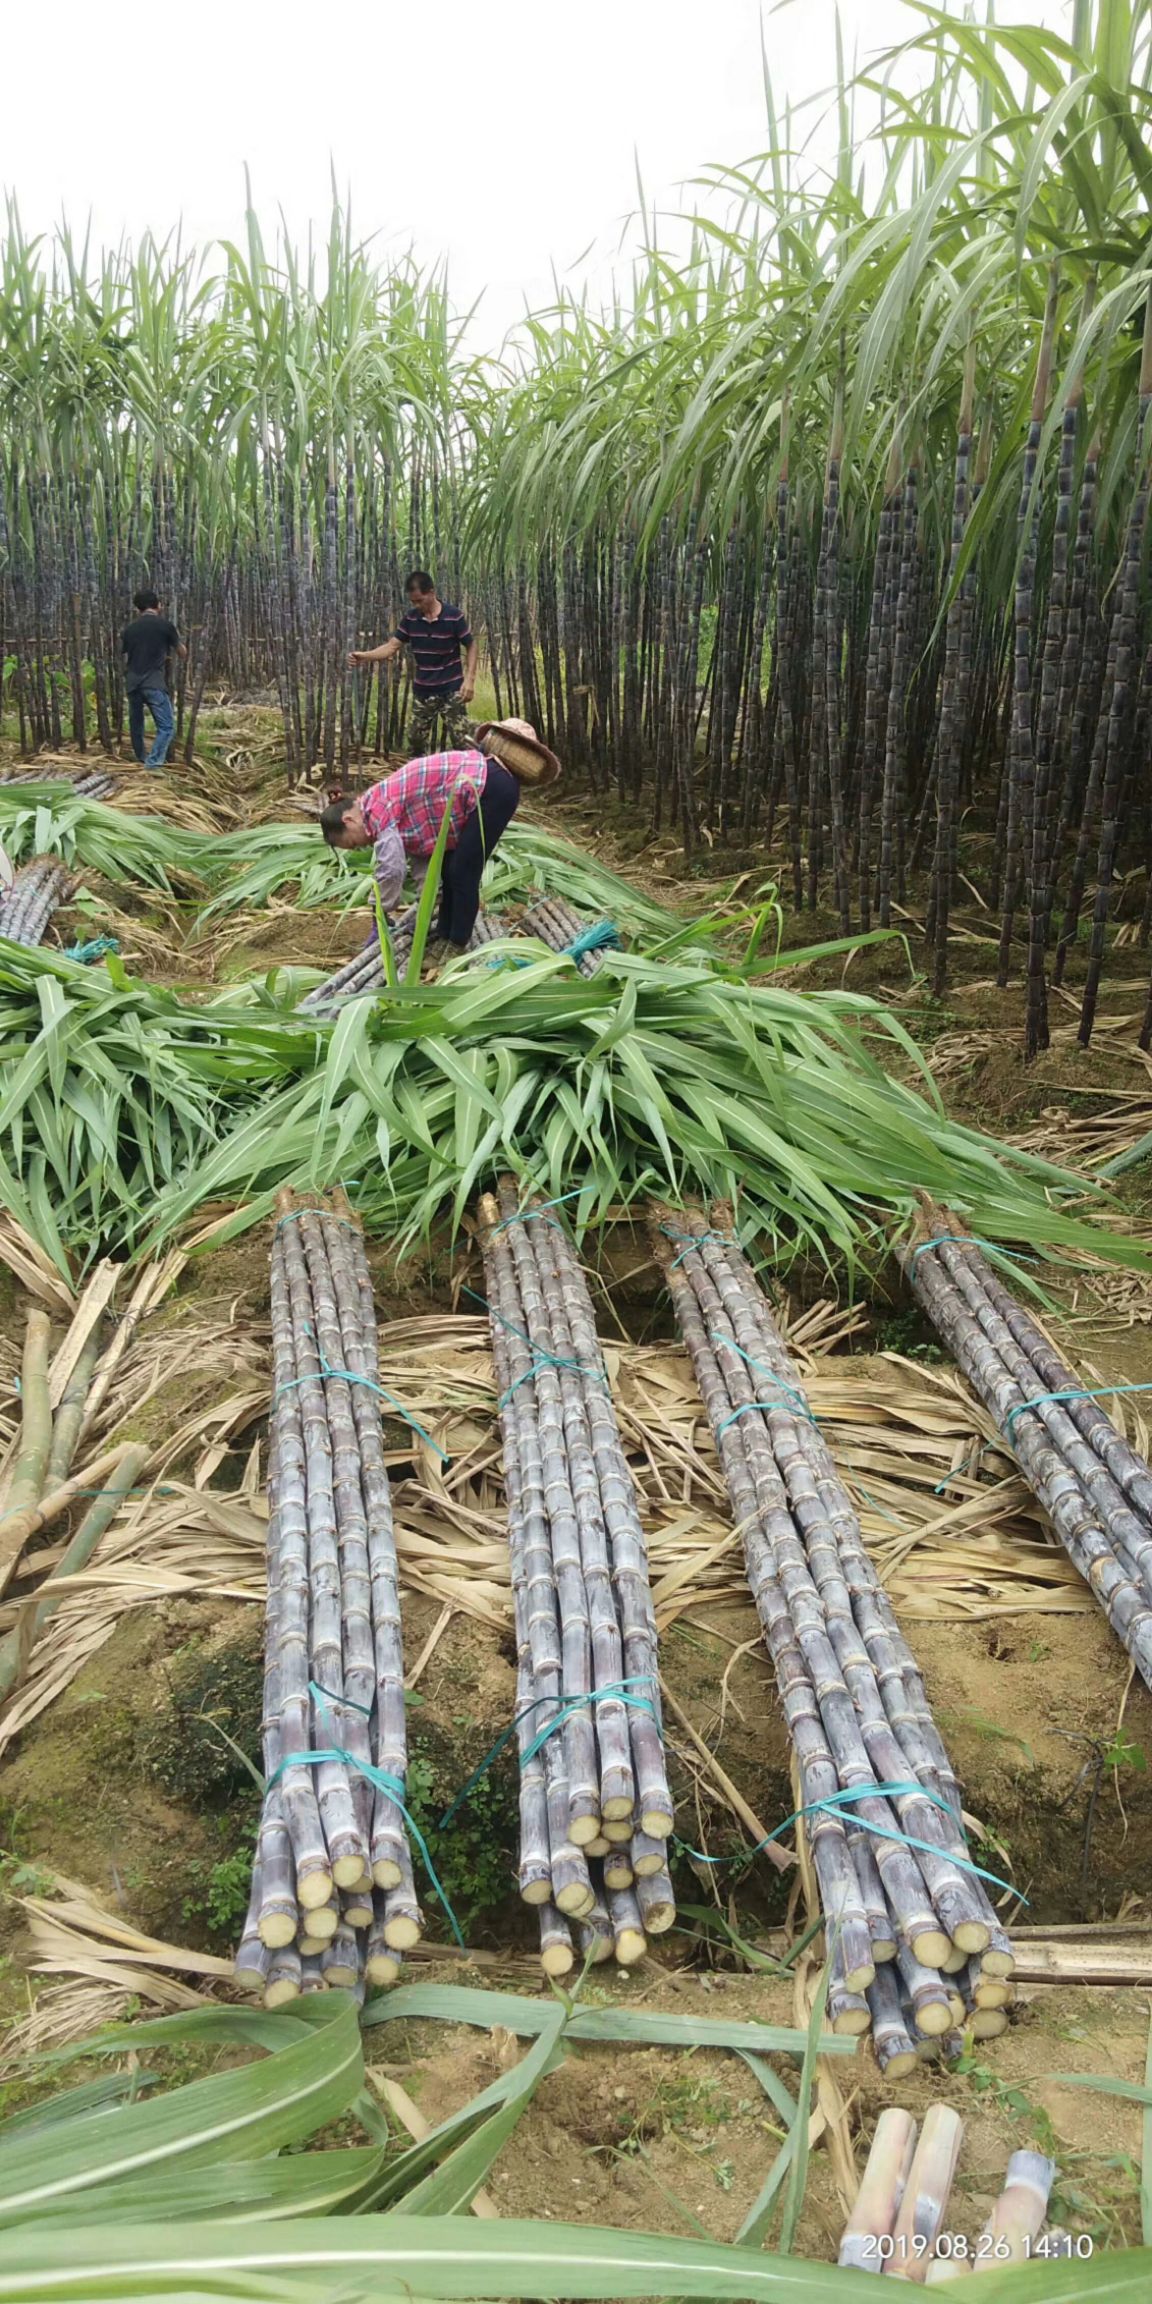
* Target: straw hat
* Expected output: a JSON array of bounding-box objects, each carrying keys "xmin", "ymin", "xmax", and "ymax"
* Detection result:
[{"xmin": 474, "ymin": 717, "xmax": 561, "ymax": 789}]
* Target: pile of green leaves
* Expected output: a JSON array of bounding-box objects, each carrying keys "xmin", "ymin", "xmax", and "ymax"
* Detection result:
[
  {"xmin": 0, "ymin": 937, "xmax": 1136, "ymax": 1280},
  {"xmin": 0, "ymin": 788, "xmax": 691, "ymax": 937},
  {"xmin": 0, "ymin": 1984, "xmax": 1146, "ymax": 2295}
]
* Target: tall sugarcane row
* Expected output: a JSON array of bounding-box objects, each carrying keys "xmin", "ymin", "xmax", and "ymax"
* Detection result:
[
  {"xmin": 904, "ymin": 1203, "xmax": 1152, "ymax": 1698},
  {"xmin": 478, "ymin": 1181, "xmax": 676, "ymax": 1976},
  {"xmin": 234, "ymin": 1188, "xmax": 418, "ymax": 2007},
  {"xmin": 656, "ymin": 1210, "xmax": 1015, "ymax": 2052},
  {"xmin": 521, "ymin": 895, "xmax": 614, "ymax": 974},
  {"xmin": 0, "ymin": 858, "xmax": 75, "ymax": 948},
  {"xmin": 299, "ymin": 906, "xmax": 499, "ymax": 1015}
]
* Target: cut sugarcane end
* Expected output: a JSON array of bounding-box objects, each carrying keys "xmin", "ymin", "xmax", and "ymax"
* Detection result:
[
  {"xmin": 631, "ymin": 1848, "xmax": 665, "ymax": 1878},
  {"xmin": 520, "ymin": 1877, "xmax": 553, "ymax": 1907},
  {"xmin": 911, "ymin": 1928, "xmax": 952, "ymax": 1970},
  {"xmin": 583, "ymin": 1837, "xmax": 611, "ymax": 1859},
  {"xmin": 258, "ymin": 1913, "xmax": 298, "ymax": 1949},
  {"xmin": 882, "ymin": 2047, "xmax": 920, "ymax": 2079},
  {"xmin": 600, "ymin": 1820, "xmax": 632, "ymax": 1846},
  {"xmin": 843, "ymin": 1958, "xmax": 877, "ymax": 1995},
  {"xmin": 556, "ymin": 1881, "xmax": 595, "ymax": 1918},
  {"xmin": 366, "ymin": 1952, "xmax": 403, "ymax": 1987},
  {"xmin": 941, "ymin": 1945, "xmax": 969, "ymax": 1975},
  {"xmin": 372, "ymin": 1858, "xmax": 403, "ymax": 1890},
  {"xmin": 914, "ymin": 2002, "xmax": 954, "ymax": 2038},
  {"xmin": 332, "ymin": 1854, "xmax": 369, "ymax": 1889},
  {"xmin": 264, "ymin": 1977, "xmax": 301, "ymax": 2008},
  {"xmin": 382, "ymin": 1915, "xmax": 423, "ymax": 1950},
  {"xmin": 297, "ymin": 1933, "xmax": 330, "ymax": 1958},
  {"xmin": 570, "ymin": 1813, "xmax": 602, "ymax": 1848},
  {"xmin": 323, "ymin": 1964, "xmax": 358, "ymax": 1989},
  {"xmin": 602, "ymin": 1794, "xmax": 635, "ymax": 1822},
  {"xmin": 947, "ymin": 1994, "xmax": 966, "ymax": 2029},
  {"xmin": 297, "ymin": 1868, "xmax": 336, "ymax": 1911},
  {"xmin": 970, "ymin": 2008, "xmax": 1008, "ymax": 2039},
  {"xmin": 872, "ymin": 1938, "xmax": 899, "ymax": 1966},
  {"xmin": 833, "ymin": 2004, "xmax": 872, "ymax": 2037},
  {"xmin": 640, "ymin": 1808, "xmax": 674, "ymax": 1839},
  {"xmin": 952, "ymin": 1920, "xmax": 990, "ymax": 1954},
  {"xmin": 614, "ymin": 1928, "xmax": 646, "ymax": 1966},
  {"xmin": 540, "ymin": 1943, "xmax": 575, "ymax": 1978},
  {"xmin": 306, "ymin": 1906, "xmax": 339, "ymax": 1941},
  {"xmin": 342, "ymin": 1901, "xmax": 373, "ymax": 1930},
  {"xmin": 974, "ymin": 1980, "xmax": 1011, "ymax": 2010},
  {"xmin": 980, "ymin": 1947, "xmax": 1015, "ymax": 1979}
]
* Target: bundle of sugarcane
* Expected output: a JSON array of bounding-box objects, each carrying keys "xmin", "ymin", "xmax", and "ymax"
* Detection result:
[
  {"xmin": 299, "ymin": 907, "xmax": 498, "ymax": 1014},
  {"xmin": 521, "ymin": 894, "xmax": 619, "ymax": 974},
  {"xmin": 0, "ymin": 765, "xmax": 114, "ymax": 800},
  {"xmin": 0, "ymin": 858, "xmax": 76, "ymax": 948},
  {"xmin": 656, "ymin": 1209, "xmax": 1013, "ymax": 2044},
  {"xmin": 477, "ymin": 1180, "xmax": 675, "ymax": 1975},
  {"xmin": 234, "ymin": 1188, "xmax": 416, "ymax": 2006},
  {"xmin": 903, "ymin": 1203, "xmax": 1152, "ymax": 1694}
]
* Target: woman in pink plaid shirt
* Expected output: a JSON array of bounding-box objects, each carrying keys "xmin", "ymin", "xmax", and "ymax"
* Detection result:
[{"xmin": 321, "ymin": 718, "xmax": 560, "ymax": 965}]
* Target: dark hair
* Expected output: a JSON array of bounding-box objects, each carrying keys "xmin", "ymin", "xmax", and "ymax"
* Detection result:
[
  {"xmin": 320, "ymin": 797, "xmax": 355, "ymax": 844},
  {"xmin": 405, "ymin": 570, "xmax": 435, "ymax": 594},
  {"xmin": 133, "ymin": 588, "xmax": 160, "ymax": 611}
]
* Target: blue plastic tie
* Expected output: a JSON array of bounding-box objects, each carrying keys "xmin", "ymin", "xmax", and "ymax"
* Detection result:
[
  {"xmin": 711, "ymin": 1333, "xmax": 815, "ymax": 1424},
  {"xmin": 268, "ymin": 1684, "xmax": 465, "ymax": 1947},
  {"xmin": 273, "ymin": 1346, "xmax": 449, "ymax": 1463},
  {"xmin": 439, "ymin": 1675, "xmax": 657, "ymax": 1828},
  {"xmin": 676, "ymin": 1778, "xmax": 1026, "ymax": 1902},
  {"xmin": 1004, "ymin": 1380, "xmax": 1152, "ymax": 1434},
  {"xmin": 661, "ymin": 1224, "xmax": 734, "ymax": 1271},
  {"xmin": 562, "ymin": 920, "xmax": 621, "ymax": 963},
  {"xmin": 462, "ymin": 1282, "xmax": 607, "ymax": 1408},
  {"xmin": 63, "ymin": 934, "xmax": 119, "ymax": 964},
  {"xmin": 913, "ymin": 1234, "xmax": 1035, "ymax": 1264},
  {"xmin": 488, "ymin": 1186, "xmax": 588, "ymax": 1234}
]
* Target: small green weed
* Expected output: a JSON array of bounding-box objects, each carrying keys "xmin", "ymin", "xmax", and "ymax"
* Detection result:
[{"xmin": 181, "ymin": 1822, "xmax": 258, "ymax": 1945}]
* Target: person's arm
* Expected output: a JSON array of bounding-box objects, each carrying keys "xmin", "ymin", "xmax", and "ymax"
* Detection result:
[
  {"xmin": 349, "ymin": 635, "xmax": 403, "ymax": 669},
  {"xmin": 460, "ymin": 633, "xmax": 479, "ymax": 704},
  {"xmin": 167, "ymin": 622, "xmax": 187, "ymax": 665},
  {"xmin": 370, "ymin": 823, "xmax": 406, "ymax": 910}
]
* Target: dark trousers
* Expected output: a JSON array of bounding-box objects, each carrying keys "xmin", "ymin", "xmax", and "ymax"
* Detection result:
[
  {"xmin": 128, "ymin": 682, "xmax": 175, "ymax": 766},
  {"xmin": 438, "ymin": 762, "xmax": 519, "ymax": 945}
]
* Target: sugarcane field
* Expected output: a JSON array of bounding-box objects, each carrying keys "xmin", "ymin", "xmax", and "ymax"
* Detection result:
[{"xmin": 9, "ymin": 4, "xmax": 1152, "ymax": 2298}]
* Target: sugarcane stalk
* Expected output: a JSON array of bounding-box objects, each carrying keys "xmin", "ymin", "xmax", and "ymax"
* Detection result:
[
  {"xmin": 0, "ymin": 1442, "xmax": 148, "ymax": 1704},
  {"xmin": 578, "ymin": 1898, "xmax": 615, "ymax": 1965},
  {"xmin": 865, "ymin": 1959, "xmax": 919, "ymax": 2078},
  {"xmin": 888, "ymin": 2104, "xmax": 965, "ymax": 2284},
  {"xmin": 973, "ymin": 2152, "xmax": 1056, "ymax": 2271},
  {"xmin": 1, "ymin": 1308, "xmax": 52, "ymax": 1531},
  {"xmin": 45, "ymin": 1325, "xmax": 105, "ymax": 1488},
  {"xmin": 539, "ymin": 1905, "xmax": 575, "ymax": 1977},
  {"xmin": 838, "ymin": 2106, "xmax": 918, "ymax": 2272},
  {"xmin": 608, "ymin": 1885, "xmax": 646, "ymax": 1965}
]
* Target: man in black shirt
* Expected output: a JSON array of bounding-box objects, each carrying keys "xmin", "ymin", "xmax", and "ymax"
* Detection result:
[
  {"xmin": 349, "ymin": 570, "xmax": 478, "ymax": 754},
  {"xmin": 121, "ymin": 590, "xmax": 185, "ymax": 768}
]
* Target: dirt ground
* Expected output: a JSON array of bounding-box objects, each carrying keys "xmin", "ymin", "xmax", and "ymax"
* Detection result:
[{"xmin": 3, "ymin": 712, "xmax": 1152, "ymax": 2258}]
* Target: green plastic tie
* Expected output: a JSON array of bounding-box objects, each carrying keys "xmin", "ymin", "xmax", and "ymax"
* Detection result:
[
  {"xmin": 1004, "ymin": 1380, "xmax": 1152, "ymax": 1433},
  {"xmin": 676, "ymin": 1779, "xmax": 1026, "ymax": 1902},
  {"xmin": 273, "ymin": 1344, "xmax": 449, "ymax": 1463},
  {"xmin": 439, "ymin": 1674, "xmax": 657, "ymax": 1828}
]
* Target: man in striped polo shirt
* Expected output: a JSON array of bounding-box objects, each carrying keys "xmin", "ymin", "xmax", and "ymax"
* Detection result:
[{"xmin": 349, "ymin": 571, "xmax": 478, "ymax": 755}]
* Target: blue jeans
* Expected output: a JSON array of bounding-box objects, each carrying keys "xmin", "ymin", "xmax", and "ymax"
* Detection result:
[{"xmin": 128, "ymin": 683, "xmax": 175, "ymax": 767}]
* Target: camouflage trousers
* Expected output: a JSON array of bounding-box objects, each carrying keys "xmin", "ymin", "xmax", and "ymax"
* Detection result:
[{"xmin": 407, "ymin": 689, "xmax": 471, "ymax": 757}]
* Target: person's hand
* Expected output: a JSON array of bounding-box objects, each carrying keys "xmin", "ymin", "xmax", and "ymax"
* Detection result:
[
  {"xmin": 349, "ymin": 649, "xmax": 375, "ymax": 666},
  {"xmin": 459, "ymin": 681, "xmax": 475, "ymax": 703}
]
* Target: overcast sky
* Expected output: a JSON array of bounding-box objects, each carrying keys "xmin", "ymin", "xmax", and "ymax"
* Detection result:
[{"xmin": 8, "ymin": 0, "xmax": 1073, "ymax": 344}]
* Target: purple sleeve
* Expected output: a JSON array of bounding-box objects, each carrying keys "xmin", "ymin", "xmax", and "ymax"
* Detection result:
[
  {"xmin": 457, "ymin": 612, "xmax": 474, "ymax": 647},
  {"xmin": 393, "ymin": 612, "xmax": 413, "ymax": 642}
]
